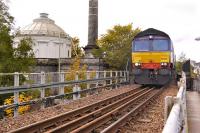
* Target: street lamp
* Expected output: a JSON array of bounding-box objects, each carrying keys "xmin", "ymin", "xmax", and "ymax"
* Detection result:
[
  {"xmin": 99, "ymin": 52, "xmax": 106, "ymax": 71},
  {"xmin": 195, "ymin": 37, "xmax": 200, "ymax": 41}
]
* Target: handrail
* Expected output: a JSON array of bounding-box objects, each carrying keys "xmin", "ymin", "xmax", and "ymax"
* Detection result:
[
  {"xmin": 0, "ymin": 77, "xmax": 119, "ymax": 94},
  {"xmin": 0, "ymin": 70, "xmax": 129, "ymax": 118},
  {"xmin": 162, "ymin": 72, "xmax": 187, "ymax": 133}
]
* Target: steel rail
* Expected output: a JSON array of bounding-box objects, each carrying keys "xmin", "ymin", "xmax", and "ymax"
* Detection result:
[
  {"xmin": 10, "ymin": 86, "xmax": 141, "ymax": 133},
  {"xmin": 49, "ymin": 88, "xmax": 154, "ymax": 133},
  {"xmin": 47, "ymin": 88, "xmax": 149, "ymax": 133},
  {"xmin": 101, "ymin": 88, "xmax": 163, "ymax": 133}
]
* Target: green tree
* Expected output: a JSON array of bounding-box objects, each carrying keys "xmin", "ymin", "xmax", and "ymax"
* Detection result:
[
  {"xmin": 0, "ymin": 0, "xmax": 35, "ymax": 104},
  {"xmin": 0, "ymin": 0, "xmax": 35, "ymax": 77},
  {"xmin": 176, "ymin": 52, "xmax": 187, "ymax": 73},
  {"xmin": 93, "ymin": 24, "xmax": 141, "ymax": 70},
  {"xmin": 71, "ymin": 37, "xmax": 84, "ymax": 58}
]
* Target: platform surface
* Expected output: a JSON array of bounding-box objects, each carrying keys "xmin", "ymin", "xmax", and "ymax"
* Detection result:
[{"xmin": 186, "ymin": 91, "xmax": 200, "ymax": 133}]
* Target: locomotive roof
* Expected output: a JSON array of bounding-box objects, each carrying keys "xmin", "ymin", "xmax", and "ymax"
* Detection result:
[{"xmin": 134, "ymin": 28, "xmax": 170, "ymax": 39}]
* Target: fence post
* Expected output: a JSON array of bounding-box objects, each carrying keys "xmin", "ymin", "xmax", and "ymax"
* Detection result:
[
  {"xmin": 120, "ymin": 71, "xmax": 122, "ymax": 84},
  {"xmin": 115, "ymin": 71, "xmax": 118, "ymax": 89},
  {"xmin": 14, "ymin": 72, "xmax": 19, "ymax": 117},
  {"xmin": 40, "ymin": 71, "xmax": 45, "ymax": 109},
  {"xmin": 126, "ymin": 71, "xmax": 129, "ymax": 83},
  {"xmin": 86, "ymin": 71, "xmax": 90, "ymax": 96},
  {"xmin": 110, "ymin": 70, "xmax": 113, "ymax": 85},
  {"xmin": 164, "ymin": 96, "xmax": 174, "ymax": 122},
  {"xmin": 59, "ymin": 72, "xmax": 65, "ymax": 95},
  {"xmin": 73, "ymin": 72, "xmax": 80, "ymax": 100},
  {"xmin": 104, "ymin": 71, "xmax": 106, "ymax": 87},
  {"xmin": 96, "ymin": 71, "xmax": 99, "ymax": 87}
]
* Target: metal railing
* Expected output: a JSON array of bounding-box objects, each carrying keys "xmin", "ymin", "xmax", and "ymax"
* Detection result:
[
  {"xmin": 162, "ymin": 72, "xmax": 188, "ymax": 133},
  {"xmin": 0, "ymin": 71, "xmax": 129, "ymax": 117}
]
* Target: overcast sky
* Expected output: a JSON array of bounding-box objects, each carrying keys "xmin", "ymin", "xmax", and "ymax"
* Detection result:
[{"xmin": 8, "ymin": 0, "xmax": 200, "ymax": 61}]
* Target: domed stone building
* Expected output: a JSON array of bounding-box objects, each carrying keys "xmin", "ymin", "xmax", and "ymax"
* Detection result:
[
  {"xmin": 14, "ymin": 13, "xmax": 71, "ymax": 59},
  {"xmin": 14, "ymin": 13, "xmax": 72, "ymax": 72}
]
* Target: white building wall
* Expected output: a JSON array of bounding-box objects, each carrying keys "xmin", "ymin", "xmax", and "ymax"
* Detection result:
[{"xmin": 14, "ymin": 36, "xmax": 72, "ymax": 59}]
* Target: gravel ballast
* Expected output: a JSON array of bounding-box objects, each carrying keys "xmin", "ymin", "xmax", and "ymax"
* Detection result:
[
  {"xmin": 120, "ymin": 84, "xmax": 178, "ymax": 133},
  {"xmin": 0, "ymin": 85, "xmax": 139, "ymax": 132}
]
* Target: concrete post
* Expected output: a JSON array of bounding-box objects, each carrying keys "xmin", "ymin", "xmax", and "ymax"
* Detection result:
[
  {"xmin": 59, "ymin": 72, "xmax": 65, "ymax": 95},
  {"xmin": 126, "ymin": 71, "xmax": 129, "ymax": 83},
  {"xmin": 40, "ymin": 71, "xmax": 45, "ymax": 109},
  {"xmin": 120, "ymin": 71, "xmax": 122, "ymax": 84},
  {"xmin": 95, "ymin": 71, "xmax": 99, "ymax": 94},
  {"xmin": 124, "ymin": 71, "xmax": 126, "ymax": 82},
  {"xmin": 103, "ymin": 71, "xmax": 106, "ymax": 86},
  {"xmin": 14, "ymin": 72, "xmax": 19, "ymax": 117},
  {"xmin": 86, "ymin": 71, "xmax": 90, "ymax": 96},
  {"xmin": 73, "ymin": 72, "xmax": 80, "ymax": 100},
  {"xmin": 164, "ymin": 96, "xmax": 174, "ymax": 123},
  {"xmin": 96, "ymin": 71, "xmax": 99, "ymax": 87},
  {"xmin": 110, "ymin": 70, "xmax": 113, "ymax": 85},
  {"xmin": 115, "ymin": 71, "xmax": 118, "ymax": 89}
]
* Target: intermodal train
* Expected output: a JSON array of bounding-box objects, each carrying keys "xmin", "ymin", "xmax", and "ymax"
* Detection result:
[{"xmin": 132, "ymin": 28, "xmax": 175, "ymax": 85}]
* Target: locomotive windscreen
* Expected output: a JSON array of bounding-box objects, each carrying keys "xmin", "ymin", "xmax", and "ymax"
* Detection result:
[{"xmin": 133, "ymin": 39, "xmax": 169, "ymax": 52}]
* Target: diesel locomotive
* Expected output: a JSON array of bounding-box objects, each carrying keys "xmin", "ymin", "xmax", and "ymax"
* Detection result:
[{"xmin": 132, "ymin": 28, "xmax": 175, "ymax": 85}]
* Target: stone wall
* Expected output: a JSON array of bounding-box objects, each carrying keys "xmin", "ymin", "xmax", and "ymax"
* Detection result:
[{"xmin": 33, "ymin": 58, "xmax": 103, "ymax": 72}]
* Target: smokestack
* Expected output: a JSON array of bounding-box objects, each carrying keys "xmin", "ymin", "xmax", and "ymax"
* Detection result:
[
  {"xmin": 88, "ymin": 0, "xmax": 98, "ymax": 46},
  {"xmin": 84, "ymin": 0, "xmax": 98, "ymax": 58}
]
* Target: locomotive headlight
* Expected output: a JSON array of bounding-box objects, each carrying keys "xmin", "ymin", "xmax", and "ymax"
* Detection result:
[
  {"xmin": 161, "ymin": 62, "xmax": 168, "ymax": 66},
  {"xmin": 135, "ymin": 62, "xmax": 141, "ymax": 66}
]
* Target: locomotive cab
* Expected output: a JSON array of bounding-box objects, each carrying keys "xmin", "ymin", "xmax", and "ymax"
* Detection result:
[{"xmin": 132, "ymin": 28, "xmax": 175, "ymax": 85}]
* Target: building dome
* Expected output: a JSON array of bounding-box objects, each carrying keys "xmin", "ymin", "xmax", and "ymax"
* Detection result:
[
  {"xmin": 14, "ymin": 13, "xmax": 72, "ymax": 59},
  {"xmin": 19, "ymin": 13, "xmax": 70, "ymax": 39}
]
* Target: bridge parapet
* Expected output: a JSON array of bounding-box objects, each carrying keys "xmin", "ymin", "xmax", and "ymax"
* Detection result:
[{"xmin": 162, "ymin": 72, "xmax": 188, "ymax": 133}]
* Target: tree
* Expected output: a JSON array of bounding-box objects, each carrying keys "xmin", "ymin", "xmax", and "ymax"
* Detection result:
[
  {"xmin": 71, "ymin": 37, "xmax": 84, "ymax": 58},
  {"xmin": 0, "ymin": 0, "xmax": 35, "ymax": 77},
  {"xmin": 176, "ymin": 52, "xmax": 187, "ymax": 73},
  {"xmin": 93, "ymin": 24, "xmax": 141, "ymax": 70},
  {"xmin": 0, "ymin": 0, "xmax": 35, "ymax": 104}
]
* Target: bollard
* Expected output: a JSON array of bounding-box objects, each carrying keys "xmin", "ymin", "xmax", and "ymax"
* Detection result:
[
  {"xmin": 59, "ymin": 72, "xmax": 65, "ymax": 95},
  {"xmin": 164, "ymin": 96, "xmax": 174, "ymax": 123},
  {"xmin": 40, "ymin": 72, "xmax": 45, "ymax": 109},
  {"xmin": 14, "ymin": 72, "xmax": 19, "ymax": 117}
]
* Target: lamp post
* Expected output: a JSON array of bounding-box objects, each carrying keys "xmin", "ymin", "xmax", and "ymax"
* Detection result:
[
  {"xmin": 195, "ymin": 37, "xmax": 200, "ymax": 41},
  {"xmin": 58, "ymin": 36, "xmax": 61, "ymax": 75},
  {"xmin": 100, "ymin": 52, "xmax": 106, "ymax": 71},
  {"xmin": 58, "ymin": 33, "xmax": 62, "ymax": 83}
]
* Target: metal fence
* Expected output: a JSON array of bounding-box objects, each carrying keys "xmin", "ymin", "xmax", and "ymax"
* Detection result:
[
  {"xmin": 0, "ymin": 71, "xmax": 129, "ymax": 117},
  {"xmin": 162, "ymin": 72, "xmax": 188, "ymax": 133}
]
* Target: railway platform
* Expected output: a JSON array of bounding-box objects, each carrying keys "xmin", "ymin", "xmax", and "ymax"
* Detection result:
[{"xmin": 186, "ymin": 91, "xmax": 200, "ymax": 133}]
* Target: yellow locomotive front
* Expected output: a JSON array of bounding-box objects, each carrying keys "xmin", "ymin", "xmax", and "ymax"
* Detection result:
[{"xmin": 132, "ymin": 28, "xmax": 175, "ymax": 85}]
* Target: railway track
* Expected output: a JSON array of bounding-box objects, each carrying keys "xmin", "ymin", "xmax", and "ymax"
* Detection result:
[{"xmin": 10, "ymin": 86, "xmax": 163, "ymax": 133}]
